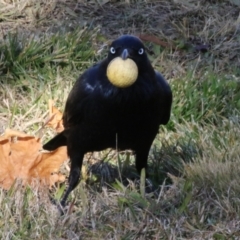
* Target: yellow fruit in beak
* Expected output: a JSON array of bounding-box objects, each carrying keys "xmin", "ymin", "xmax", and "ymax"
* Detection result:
[{"xmin": 107, "ymin": 57, "xmax": 138, "ymax": 88}]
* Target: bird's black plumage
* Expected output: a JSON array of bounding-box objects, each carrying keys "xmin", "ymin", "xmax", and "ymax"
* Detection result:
[{"xmin": 43, "ymin": 35, "xmax": 172, "ymax": 207}]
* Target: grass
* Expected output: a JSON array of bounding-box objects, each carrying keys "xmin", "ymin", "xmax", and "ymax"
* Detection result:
[{"xmin": 1, "ymin": 0, "xmax": 240, "ymax": 239}]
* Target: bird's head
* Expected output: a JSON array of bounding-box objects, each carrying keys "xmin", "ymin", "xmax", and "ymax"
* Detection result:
[{"xmin": 106, "ymin": 35, "xmax": 148, "ymax": 88}]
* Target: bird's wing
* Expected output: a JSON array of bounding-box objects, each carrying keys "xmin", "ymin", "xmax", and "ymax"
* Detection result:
[
  {"xmin": 155, "ymin": 71, "xmax": 172, "ymax": 125},
  {"xmin": 62, "ymin": 64, "xmax": 101, "ymax": 128},
  {"xmin": 43, "ymin": 65, "xmax": 101, "ymax": 151}
]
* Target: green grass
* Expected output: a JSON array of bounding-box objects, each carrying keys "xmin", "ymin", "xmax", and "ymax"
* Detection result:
[
  {"xmin": 0, "ymin": 29, "xmax": 96, "ymax": 82},
  {"xmin": 1, "ymin": 0, "xmax": 240, "ymax": 239}
]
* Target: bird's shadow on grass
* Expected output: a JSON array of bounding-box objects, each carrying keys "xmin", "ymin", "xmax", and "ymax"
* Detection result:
[{"xmin": 84, "ymin": 138, "xmax": 198, "ymax": 194}]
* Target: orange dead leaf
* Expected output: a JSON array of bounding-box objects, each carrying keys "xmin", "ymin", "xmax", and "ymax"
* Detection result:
[
  {"xmin": 3, "ymin": 128, "xmax": 31, "ymax": 138},
  {"xmin": 0, "ymin": 129, "xmax": 68, "ymax": 190},
  {"xmin": 29, "ymin": 147, "xmax": 67, "ymax": 186},
  {"xmin": 45, "ymin": 100, "xmax": 64, "ymax": 132}
]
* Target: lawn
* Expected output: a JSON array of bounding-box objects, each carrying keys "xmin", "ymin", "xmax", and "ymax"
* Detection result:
[{"xmin": 0, "ymin": 0, "xmax": 240, "ymax": 239}]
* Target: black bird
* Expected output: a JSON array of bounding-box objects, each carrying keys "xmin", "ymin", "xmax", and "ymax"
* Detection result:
[{"xmin": 43, "ymin": 35, "xmax": 172, "ymax": 207}]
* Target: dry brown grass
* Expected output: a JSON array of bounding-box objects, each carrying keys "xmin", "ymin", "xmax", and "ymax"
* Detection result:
[{"xmin": 1, "ymin": 0, "xmax": 240, "ymax": 239}]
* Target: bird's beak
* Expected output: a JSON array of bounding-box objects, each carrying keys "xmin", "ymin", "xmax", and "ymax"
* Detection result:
[{"xmin": 121, "ymin": 49, "xmax": 129, "ymax": 60}]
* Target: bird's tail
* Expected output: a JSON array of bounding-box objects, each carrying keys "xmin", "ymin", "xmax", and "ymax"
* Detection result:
[{"xmin": 43, "ymin": 131, "xmax": 67, "ymax": 151}]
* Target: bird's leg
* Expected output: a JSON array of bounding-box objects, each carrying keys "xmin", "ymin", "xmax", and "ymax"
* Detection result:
[
  {"xmin": 135, "ymin": 146, "xmax": 155, "ymax": 193},
  {"xmin": 60, "ymin": 151, "xmax": 84, "ymax": 208},
  {"xmin": 135, "ymin": 147, "xmax": 150, "ymax": 175}
]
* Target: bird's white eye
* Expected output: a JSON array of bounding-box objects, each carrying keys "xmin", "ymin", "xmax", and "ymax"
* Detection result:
[
  {"xmin": 138, "ymin": 48, "xmax": 144, "ymax": 55},
  {"xmin": 110, "ymin": 47, "xmax": 116, "ymax": 54}
]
